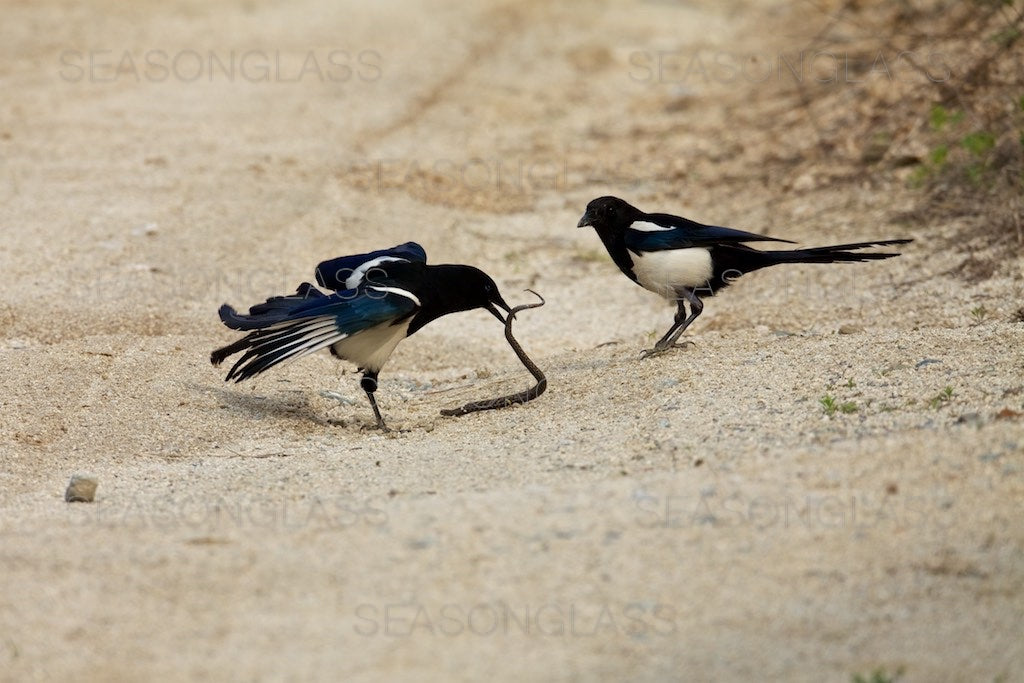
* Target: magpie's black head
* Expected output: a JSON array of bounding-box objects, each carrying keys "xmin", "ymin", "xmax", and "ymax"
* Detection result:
[
  {"xmin": 429, "ymin": 265, "xmax": 512, "ymax": 324},
  {"xmin": 577, "ymin": 196, "xmax": 643, "ymax": 231}
]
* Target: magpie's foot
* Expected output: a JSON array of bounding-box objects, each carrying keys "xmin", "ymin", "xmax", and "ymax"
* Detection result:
[
  {"xmin": 355, "ymin": 421, "xmax": 391, "ymax": 433},
  {"xmin": 378, "ymin": 421, "xmax": 419, "ymax": 437},
  {"xmin": 639, "ymin": 341, "xmax": 696, "ymax": 359}
]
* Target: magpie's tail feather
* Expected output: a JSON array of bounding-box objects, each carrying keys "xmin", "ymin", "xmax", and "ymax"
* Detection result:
[
  {"xmin": 210, "ymin": 282, "xmax": 332, "ymax": 376},
  {"xmin": 763, "ymin": 238, "xmax": 912, "ymax": 266},
  {"xmin": 211, "ymin": 335, "xmax": 252, "ymax": 366},
  {"xmin": 218, "ymin": 313, "xmax": 347, "ymax": 383},
  {"xmin": 210, "ymin": 319, "xmax": 332, "ymax": 383}
]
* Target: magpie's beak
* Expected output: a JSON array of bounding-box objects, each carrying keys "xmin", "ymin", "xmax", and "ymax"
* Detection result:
[
  {"xmin": 487, "ymin": 297, "xmax": 512, "ymax": 324},
  {"xmin": 577, "ymin": 211, "xmax": 594, "ymax": 228}
]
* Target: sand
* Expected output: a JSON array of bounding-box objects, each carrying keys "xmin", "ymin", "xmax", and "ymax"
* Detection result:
[{"xmin": 2, "ymin": 1, "xmax": 1023, "ymax": 681}]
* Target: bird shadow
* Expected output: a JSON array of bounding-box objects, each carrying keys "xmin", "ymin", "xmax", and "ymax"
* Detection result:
[{"xmin": 192, "ymin": 381, "xmax": 377, "ymax": 431}]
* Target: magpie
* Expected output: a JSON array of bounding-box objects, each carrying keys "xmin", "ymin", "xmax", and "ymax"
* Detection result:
[
  {"xmin": 577, "ymin": 196, "xmax": 912, "ymax": 356},
  {"xmin": 210, "ymin": 242, "xmax": 512, "ymax": 430}
]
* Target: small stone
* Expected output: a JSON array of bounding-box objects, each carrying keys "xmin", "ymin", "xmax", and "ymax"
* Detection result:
[
  {"xmin": 792, "ymin": 173, "xmax": 816, "ymax": 191},
  {"xmin": 132, "ymin": 222, "xmax": 159, "ymax": 237},
  {"xmin": 65, "ymin": 475, "xmax": 98, "ymax": 503},
  {"xmin": 838, "ymin": 324, "xmax": 863, "ymax": 335}
]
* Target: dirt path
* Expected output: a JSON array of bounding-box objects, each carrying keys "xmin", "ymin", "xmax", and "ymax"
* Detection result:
[{"xmin": 2, "ymin": 1, "xmax": 1022, "ymax": 681}]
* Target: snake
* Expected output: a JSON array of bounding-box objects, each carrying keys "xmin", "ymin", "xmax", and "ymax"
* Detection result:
[{"xmin": 441, "ymin": 290, "xmax": 547, "ymax": 417}]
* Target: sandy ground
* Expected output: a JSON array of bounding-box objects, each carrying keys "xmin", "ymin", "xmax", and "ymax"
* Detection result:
[{"xmin": 2, "ymin": 1, "xmax": 1023, "ymax": 681}]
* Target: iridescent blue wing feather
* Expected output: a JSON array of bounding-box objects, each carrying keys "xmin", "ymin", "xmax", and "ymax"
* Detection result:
[
  {"xmin": 214, "ymin": 286, "xmax": 419, "ymax": 381},
  {"xmin": 315, "ymin": 242, "xmax": 427, "ymax": 291},
  {"xmin": 625, "ymin": 214, "xmax": 793, "ymax": 253}
]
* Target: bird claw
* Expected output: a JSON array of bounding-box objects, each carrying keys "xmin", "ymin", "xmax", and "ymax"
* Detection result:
[
  {"xmin": 639, "ymin": 341, "xmax": 696, "ymax": 359},
  {"xmin": 355, "ymin": 419, "xmax": 391, "ymax": 433}
]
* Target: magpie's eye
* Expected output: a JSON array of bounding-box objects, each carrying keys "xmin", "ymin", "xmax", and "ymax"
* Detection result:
[{"xmin": 605, "ymin": 205, "xmax": 616, "ymax": 216}]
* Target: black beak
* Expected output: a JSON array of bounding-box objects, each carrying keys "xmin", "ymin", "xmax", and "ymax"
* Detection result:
[
  {"xmin": 486, "ymin": 297, "xmax": 512, "ymax": 324},
  {"xmin": 577, "ymin": 211, "xmax": 593, "ymax": 228}
]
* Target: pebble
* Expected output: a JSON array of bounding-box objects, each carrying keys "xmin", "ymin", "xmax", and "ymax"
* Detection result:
[
  {"xmin": 838, "ymin": 324, "xmax": 863, "ymax": 335},
  {"xmin": 65, "ymin": 474, "xmax": 98, "ymax": 503},
  {"xmin": 132, "ymin": 222, "xmax": 159, "ymax": 237},
  {"xmin": 792, "ymin": 173, "xmax": 816, "ymax": 191}
]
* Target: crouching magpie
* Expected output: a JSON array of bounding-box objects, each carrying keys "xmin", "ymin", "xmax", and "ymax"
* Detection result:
[
  {"xmin": 577, "ymin": 196, "xmax": 912, "ymax": 356},
  {"xmin": 211, "ymin": 242, "xmax": 511, "ymax": 430}
]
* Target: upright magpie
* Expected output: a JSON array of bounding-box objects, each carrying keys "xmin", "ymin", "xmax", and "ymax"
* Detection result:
[
  {"xmin": 577, "ymin": 196, "xmax": 912, "ymax": 356},
  {"xmin": 211, "ymin": 242, "xmax": 512, "ymax": 430}
]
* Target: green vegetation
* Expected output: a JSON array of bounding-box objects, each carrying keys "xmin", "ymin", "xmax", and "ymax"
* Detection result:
[
  {"xmin": 929, "ymin": 386, "xmax": 955, "ymax": 409},
  {"xmin": 929, "ymin": 104, "xmax": 964, "ymax": 130},
  {"xmin": 821, "ymin": 394, "xmax": 858, "ymax": 417},
  {"xmin": 911, "ymin": 105, "xmax": 1007, "ymax": 187},
  {"xmin": 961, "ymin": 130, "xmax": 996, "ymax": 156},
  {"xmin": 852, "ymin": 668, "xmax": 904, "ymax": 683}
]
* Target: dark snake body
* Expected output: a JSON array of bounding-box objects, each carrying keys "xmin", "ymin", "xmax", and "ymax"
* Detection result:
[{"xmin": 441, "ymin": 292, "xmax": 546, "ymax": 417}]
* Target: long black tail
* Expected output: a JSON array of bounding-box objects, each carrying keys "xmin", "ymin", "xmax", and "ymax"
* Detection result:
[
  {"xmin": 706, "ymin": 239, "xmax": 911, "ymax": 294},
  {"xmin": 764, "ymin": 239, "xmax": 913, "ymax": 265}
]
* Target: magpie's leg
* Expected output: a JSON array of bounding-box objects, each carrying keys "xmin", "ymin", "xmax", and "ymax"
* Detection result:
[
  {"xmin": 647, "ymin": 301, "xmax": 688, "ymax": 350},
  {"xmin": 360, "ymin": 371, "xmax": 388, "ymax": 431},
  {"xmin": 663, "ymin": 288, "xmax": 704, "ymax": 348},
  {"xmin": 641, "ymin": 289, "xmax": 703, "ymax": 358}
]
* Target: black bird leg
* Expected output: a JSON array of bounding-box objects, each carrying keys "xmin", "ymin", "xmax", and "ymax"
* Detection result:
[
  {"xmin": 641, "ymin": 288, "xmax": 704, "ymax": 358},
  {"xmin": 360, "ymin": 371, "xmax": 388, "ymax": 430}
]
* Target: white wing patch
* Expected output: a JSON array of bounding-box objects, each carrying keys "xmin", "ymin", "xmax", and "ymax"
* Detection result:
[
  {"xmin": 344, "ymin": 256, "xmax": 407, "ymax": 290},
  {"xmin": 366, "ymin": 285, "xmax": 421, "ymax": 307},
  {"xmin": 632, "ymin": 247, "xmax": 713, "ymax": 298},
  {"xmin": 629, "ymin": 220, "xmax": 674, "ymax": 232}
]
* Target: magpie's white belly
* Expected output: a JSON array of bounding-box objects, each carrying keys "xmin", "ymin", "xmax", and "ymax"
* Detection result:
[
  {"xmin": 632, "ymin": 248, "xmax": 713, "ymax": 299},
  {"xmin": 331, "ymin": 319, "xmax": 410, "ymax": 371}
]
